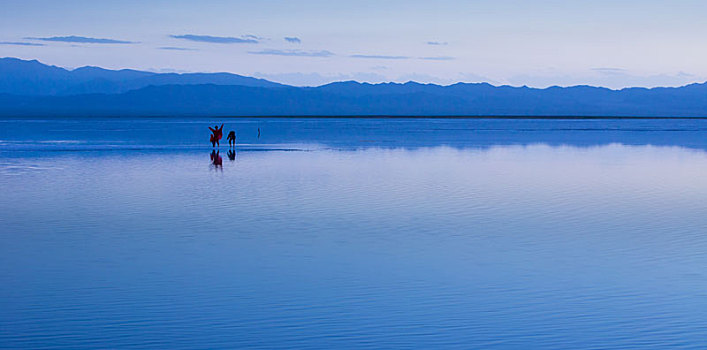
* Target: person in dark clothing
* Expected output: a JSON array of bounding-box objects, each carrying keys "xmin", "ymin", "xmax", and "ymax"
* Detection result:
[
  {"xmin": 227, "ymin": 130, "xmax": 236, "ymax": 147},
  {"xmin": 227, "ymin": 149, "xmax": 236, "ymax": 161},
  {"xmin": 208, "ymin": 124, "xmax": 224, "ymax": 147},
  {"xmin": 257, "ymin": 127, "xmax": 261, "ymax": 138}
]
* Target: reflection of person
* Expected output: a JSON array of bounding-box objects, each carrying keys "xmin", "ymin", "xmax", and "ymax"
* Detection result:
[
  {"xmin": 227, "ymin": 149, "xmax": 236, "ymax": 161},
  {"xmin": 210, "ymin": 150, "xmax": 223, "ymax": 168},
  {"xmin": 208, "ymin": 124, "xmax": 224, "ymax": 147},
  {"xmin": 227, "ymin": 131, "xmax": 236, "ymax": 147}
]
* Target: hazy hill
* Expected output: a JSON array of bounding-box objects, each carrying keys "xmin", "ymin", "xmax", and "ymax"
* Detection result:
[
  {"xmin": 1, "ymin": 57, "xmax": 706, "ymax": 117},
  {"xmin": 1, "ymin": 82, "xmax": 706, "ymax": 117},
  {"xmin": 0, "ymin": 57, "xmax": 284, "ymax": 95}
]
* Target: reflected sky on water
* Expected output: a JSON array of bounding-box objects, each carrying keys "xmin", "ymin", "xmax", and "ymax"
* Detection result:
[{"xmin": 2, "ymin": 118, "xmax": 707, "ymax": 349}]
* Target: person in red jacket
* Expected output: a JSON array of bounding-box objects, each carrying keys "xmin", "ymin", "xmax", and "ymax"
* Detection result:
[
  {"xmin": 208, "ymin": 124, "xmax": 224, "ymax": 147},
  {"xmin": 210, "ymin": 149, "xmax": 223, "ymax": 168}
]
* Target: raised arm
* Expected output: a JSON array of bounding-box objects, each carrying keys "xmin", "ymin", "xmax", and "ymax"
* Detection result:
[{"xmin": 208, "ymin": 126, "xmax": 216, "ymax": 132}]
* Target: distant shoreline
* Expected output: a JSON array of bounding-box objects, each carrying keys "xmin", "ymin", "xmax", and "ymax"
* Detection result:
[{"xmin": 2, "ymin": 115, "xmax": 707, "ymax": 120}]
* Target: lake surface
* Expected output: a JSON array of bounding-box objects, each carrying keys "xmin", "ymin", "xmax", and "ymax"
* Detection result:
[{"xmin": 2, "ymin": 118, "xmax": 707, "ymax": 349}]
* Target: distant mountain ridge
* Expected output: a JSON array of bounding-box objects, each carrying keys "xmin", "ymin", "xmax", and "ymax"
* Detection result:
[
  {"xmin": 0, "ymin": 57, "xmax": 285, "ymax": 95},
  {"xmin": 1, "ymin": 57, "xmax": 707, "ymax": 117}
]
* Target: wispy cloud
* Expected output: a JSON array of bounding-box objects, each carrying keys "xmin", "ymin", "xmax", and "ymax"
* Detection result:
[
  {"xmin": 170, "ymin": 34, "xmax": 258, "ymax": 44},
  {"xmin": 26, "ymin": 36, "xmax": 134, "ymax": 44},
  {"xmin": 427, "ymin": 41, "xmax": 448, "ymax": 46},
  {"xmin": 419, "ymin": 56, "xmax": 455, "ymax": 61},
  {"xmin": 350, "ymin": 54, "xmax": 410, "ymax": 60},
  {"xmin": 243, "ymin": 34, "xmax": 264, "ymax": 40},
  {"xmin": 284, "ymin": 37, "xmax": 301, "ymax": 44},
  {"xmin": 249, "ymin": 49, "xmax": 334, "ymax": 57},
  {"xmin": 158, "ymin": 46, "xmax": 198, "ymax": 51},
  {"xmin": 591, "ymin": 67, "xmax": 628, "ymax": 75},
  {"xmin": 0, "ymin": 41, "xmax": 45, "ymax": 46}
]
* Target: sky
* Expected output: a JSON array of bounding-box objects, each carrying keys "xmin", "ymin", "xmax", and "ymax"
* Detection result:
[{"xmin": 1, "ymin": 0, "xmax": 706, "ymax": 88}]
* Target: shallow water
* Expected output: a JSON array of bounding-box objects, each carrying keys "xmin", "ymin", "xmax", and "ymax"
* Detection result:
[{"xmin": 2, "ymin": 118, "xmax": 707, "ymax": 349}]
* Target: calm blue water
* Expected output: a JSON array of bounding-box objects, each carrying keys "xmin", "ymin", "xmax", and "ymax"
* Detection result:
[{"xmin": 2, "ymin": 118, "xmax": 707, "ymax": 349}]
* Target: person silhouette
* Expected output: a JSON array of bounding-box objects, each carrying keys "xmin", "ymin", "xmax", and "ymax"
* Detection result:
[
  {"xmin": 227, "ymin": 130, "xmax": 236, "ymax": 147},
  {"xmin": 227, "ymin": 149, "xmax": 236, "ymax": 161},
  {"xmin": 257, "ymin": 127, "xmax": 261, "ymax": 138},
  {"xmin": 208, "ymin": 124, "xmax": 224, "ymax": 147}
]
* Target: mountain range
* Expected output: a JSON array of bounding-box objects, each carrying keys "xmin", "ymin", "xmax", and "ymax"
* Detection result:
[{"xmin": 1, "ymin": 57, "xmax": 706, "ymax": 117}]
